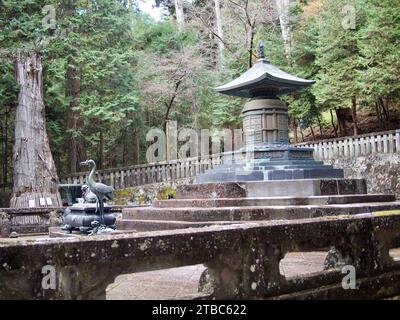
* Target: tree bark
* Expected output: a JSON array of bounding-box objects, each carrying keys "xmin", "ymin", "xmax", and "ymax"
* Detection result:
[
  {"xmin": 335, "ymin": 108, "xmax": 346, "ymax": 136},
  {"xmin": 310, "ymin": 126, "xmax": 316, "ymax": 140},
  {"xmin": 275, "ymin": 0, "xmax": 293, "ymax": 61},
  {"xmin": 214, "ymin": 0, "xmax": 224, "ymax": 63},
  {"xmin": 351, "ymin": 96, "xmax": 358, "ymax": 136},
  {"xmin": 317, "ymin": 115, "xmax": 323, "ymax": 139},
  {"xmin": 64, "ymin": 0, "xmax": 85, "ymax": 174},
  {"xmin": 379, "ymin": 97, "xmax": 390, "ymax": 130},
  {"xmin": 66, "ymin": 59, "xmax": 84, "ymax": 173},
  {"xmin": 174, "ymin": 0, "xmax": 185, "ymax": 31},
  {"xmin": 99, "ymin": 131, "xmax": 104, "ymax": 169},
  {"xmin": 1, "ymin": 105, "xmax": 9, "ymax": 190},
  {"xmin": 10, "ymin": 52, "xmax": 62, "ymax": 208},
  {"xmin": 375, "ymin": 101, "xmax": 383, "ymax": 130},
  {"xmin": 136, "ymin": 133, "xmax": 140, "ymax": 165},
  {"xmin": 330, "ymin": 109, "xmax": 338, "ymax": 137},
  {"xmin": 248, "ymin": 22, "xmax": 256, "ymax": 68}
]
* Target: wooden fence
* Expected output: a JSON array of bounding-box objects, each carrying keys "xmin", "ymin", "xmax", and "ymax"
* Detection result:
[
  {"xmin": 61, "ymin": 154, "xmax": 224, "ymax": 189},
  {"xmin": 296, "ymin": 129, "xmax": 400, "ymax": 161},
  {"xmin": 61, "ymin": 129, "xmax": 400, "ymax": 188}
]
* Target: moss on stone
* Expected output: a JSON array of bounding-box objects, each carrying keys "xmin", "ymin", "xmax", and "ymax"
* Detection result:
[
  {"xmin": 373, "ymin": 210, "xmax": 400, "ymax": 217},
  {"xmin": 156, "ymin": 186, "xmax": 177, "ymax": 200},
  {"xmin": 138, "ymin": 193, "xmax": 151, "ymax": 204},
  {"xmin": 114, "ymin": 198, "xmax": 128, "ymax": 205},
  {"xmin": 113, "ymin": 187, "xmax": 139, "ymax": 204}
]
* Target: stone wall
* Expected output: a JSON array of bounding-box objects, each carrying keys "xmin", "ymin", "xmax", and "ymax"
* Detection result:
[{"xmin": 328, "ymin": 153, "xmax": 400, "ymax": 198}]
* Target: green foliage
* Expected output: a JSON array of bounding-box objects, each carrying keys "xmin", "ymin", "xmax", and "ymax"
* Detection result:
[
  {"xmin": 1, "ymin": 0, "xmax": 400, "ymax": 186},
  {"xmin": 357, "ymin": 0, "xmax": 400, "ymax": 99},
  {"xmin": 279, "ymin": 0, "xmax": 399, "ymax": 132}
]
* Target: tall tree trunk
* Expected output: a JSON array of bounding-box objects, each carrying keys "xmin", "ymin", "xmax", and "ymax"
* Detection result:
[
  {"xmin": 310, "ymin": 126, "xmax": 316, "ymax": 140},
  {"xmin": 64, "ymin": 0, "xmax": 85, "ymax": 174},
  {"xmin": 10, "ymin": 52, "xmax": 62, "ymax": 208},
  {"xmin": 214, "ymin": 0, "xmax": 224, "ymax": 63},
  {"xmin": 317, "ymin": 115, "xmax": 323, "ymax": 139},
  {"xmin": 1, "ymin": 105, "xmax": 9, "ymax": 190},
  {"xmin": 375, "ymin": 101, "xmax": 383, "ymax": 130},
  {"xmin": 136, "ymin": 133, "xmax": 140, "ymax": 165},
  {"xmin": 300, "ymin": 128, "xmax": 305, "ymax": 142},
  {"xmin": 174, "ymin": 0, "xmax": 185, "ymax": 31},
  {"xmin": 122, "ymin": 133, "xmax": 128, "ymax": 166},
  {"xmin": 99, "ymin": 131, "xmax": 104, "ymax": 169},
  {"xmin": 351, "ymin": 96, "xmax": 358, "ymax": 136},
  {"xmin": 330, "ymin": 109, "xmax": 338, "ymax": 137},
  {"xmin": 248, "ymin": 23, "xmax": 256, "ymax": 68},
  {"xmin": 379, "ymin": 97, "xmax": 390, "ymax": 130},
  {"xmin": 66, "ymin": 60, "xmax": 84, "ymax": 173},
  {"xmin": 275, "ymin": 0, "xmax": 293, "ymax": 62},
  {"xmin": 335, "ymin": 108, "xmax": 346, "ymax": 136}
]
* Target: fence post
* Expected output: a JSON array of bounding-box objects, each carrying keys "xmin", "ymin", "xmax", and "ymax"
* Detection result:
[
  {"xmin": 377, "ymin": 135, "xmax": 382, "ymax": 153},
  {"xmin": 383, "ymin": 134, "xmax": 389, "ymax": 153}
]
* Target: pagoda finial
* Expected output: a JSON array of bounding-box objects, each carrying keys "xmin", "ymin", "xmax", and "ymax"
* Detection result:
[{"xmin": 258, "ymin": 41, "xmax": 265, "ymax": 59}]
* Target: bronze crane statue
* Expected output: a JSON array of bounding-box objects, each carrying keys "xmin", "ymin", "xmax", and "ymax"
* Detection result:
[{"xmin": 80, "ymin": 159, "xmax": 114, "ymax": 227}]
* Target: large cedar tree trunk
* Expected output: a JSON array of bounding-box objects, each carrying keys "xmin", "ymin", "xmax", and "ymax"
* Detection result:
[
  {"xmin": 10, "ymin": 52, "xmax": 62, "ymax": 208},
  {"xmin": 174, "ymin": 0, "xmax": 185, "ymax": 30},
  {"xmin": 351, "ymin": 96, "xmax": 358, "ymax": 136},
  {"xmin": 214, "ymin": 0, "xmax": 224, "ymax": 63},
  {"xmin": 66, "ymin": 60, "xmax": 85, "ymax": 173},
  {"xmin": 276, "ymin": 0, "xmax": 293, "ymax": 61}
]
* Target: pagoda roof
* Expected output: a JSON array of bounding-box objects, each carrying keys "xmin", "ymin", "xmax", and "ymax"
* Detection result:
[{"xmin": 215, "ymin": 59, "xmax": 316, "ymax": 98}]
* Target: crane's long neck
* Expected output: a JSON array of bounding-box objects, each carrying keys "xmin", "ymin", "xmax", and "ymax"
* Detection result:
[{"xmin": 88, "ymin": 162, "xmax": 96, "ymax": 189}]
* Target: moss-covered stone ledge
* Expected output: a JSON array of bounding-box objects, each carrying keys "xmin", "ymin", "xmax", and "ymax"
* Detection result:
[
  {"xmin": 1, "ymin": 213, "xmax": 400, "ymax": 299},
  {"xmin": 112, "ymin": 180, "xmax": 191, "ymax": 206}
]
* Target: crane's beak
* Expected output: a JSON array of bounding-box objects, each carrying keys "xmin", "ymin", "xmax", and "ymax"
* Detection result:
[{"xmin": 80, "ymin": 161, "xmax": 88, "ymax": 166}]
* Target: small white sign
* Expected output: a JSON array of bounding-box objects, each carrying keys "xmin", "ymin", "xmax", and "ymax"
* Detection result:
[
  {"xmin": 46, "ymin": 197, "xmax": 53, "ymax": 205},
  {"xmin": 28, "ymin": 199, "xmax": 36, "ymax": 208},
  {"xmin": 39, "ymin": 198, "xmax": 46, "ymax": 206}
]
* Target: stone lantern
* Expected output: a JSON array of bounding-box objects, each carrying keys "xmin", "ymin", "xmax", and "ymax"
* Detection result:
[{"xmin": 195, "ymin": 42, "xmax": 344, "ymax": 183}]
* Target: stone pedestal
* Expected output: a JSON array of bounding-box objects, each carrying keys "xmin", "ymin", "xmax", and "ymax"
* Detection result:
[
  {"xmin": 194, "ymin": 98, "xmax": 344, "ymax": 184},
  {"xmin": 242, "ymin": 98, "xmax": 289, "ymax": 146}
]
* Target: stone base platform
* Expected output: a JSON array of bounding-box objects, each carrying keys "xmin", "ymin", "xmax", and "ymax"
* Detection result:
[
  {"xmin": 123, "ymin": 201, "xmax": 400, "ymax": 225},
  {"xmin": 120, "ymin": 178, "xmax": 400, "ymax": 232},
  {"xmin": 194, "ymin": 147, "xmax": 344, "ymax": 183},
  {"xmin": 178, "ymin": 179, "xmax": 367, "ymax": 198}
]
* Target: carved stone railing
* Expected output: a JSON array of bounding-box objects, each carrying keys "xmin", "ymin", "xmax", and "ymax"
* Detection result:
[
  {"xmin": 61, "ymin": 130, "xmax": 400, "ymax": 189},
  {"xmin": 1, "ymin": 213, "xmax": 400, "ymax": 299},
  {"xmin": 296, "ymin": 129, "xmax": 400, "ymax": 161}
]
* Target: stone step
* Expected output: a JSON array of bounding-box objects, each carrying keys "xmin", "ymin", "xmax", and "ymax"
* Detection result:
[
  {"xmin": 154, "ymin": 194, "xmax": 396, "ymax": 208},
  {"xmin": 214, "ymin": 159, "xmax": 325, "ymax": 166},
  {"xmin": 117, "ymin": 219, "xmax": 239, "ymax": 232},
  {"xmin": 183, "ymin": 179, "xmax": 367, "ymax": 198},
  {"xmin": 122, "ymin": 201, "xmax": 400, "ymax": 222},
  {"xmin": 195, "ymin": 167, "xmax": 344, "ymax": 183},
  {"xmin": 205, "ymin": 165, "xmax": 333, "ymax": 174}
]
